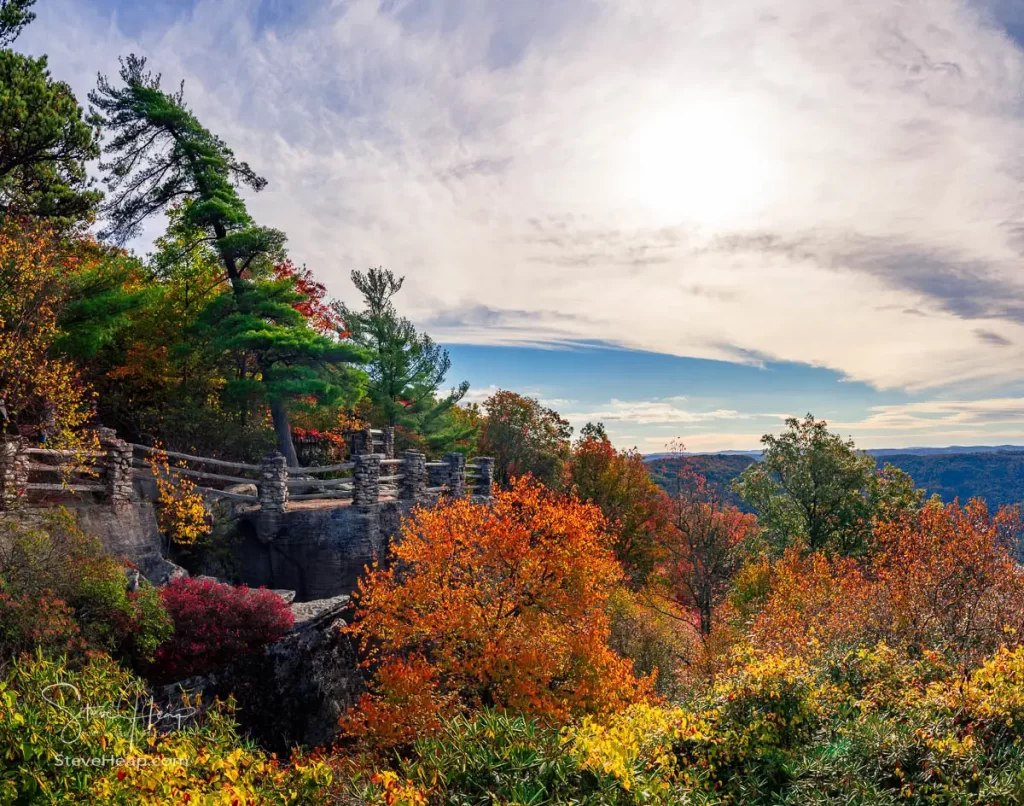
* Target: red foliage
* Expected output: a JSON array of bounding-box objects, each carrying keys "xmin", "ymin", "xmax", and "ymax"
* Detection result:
[
  {"xmin": 273, "ymin": 259, "xmax": 347, "ymax": 335},
  {"xmin": 149, "ymin": 578, "xmax": 294, "ymax": 683},
  {"xmin": 654, "ymin": 463, "xmax": 759, "ymax": 636}
]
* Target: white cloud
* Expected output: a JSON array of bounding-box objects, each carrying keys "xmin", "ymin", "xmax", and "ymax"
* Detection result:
[
  {"xmin": 839, "ymin": 398, "xmax": 1024, "ymax": 432},
  {"xmin": 21, "ymin": 0, "xmax": 1024, "ymax": 394},
  {"xmin": 564, "ymin": 397, "xmax": 789, "ymax": 426}
]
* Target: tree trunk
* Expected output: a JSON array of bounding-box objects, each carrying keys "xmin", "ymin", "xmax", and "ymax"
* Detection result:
[{"xmin": 271, "ymin": 398, "xmax": 299, "ymax": 467}]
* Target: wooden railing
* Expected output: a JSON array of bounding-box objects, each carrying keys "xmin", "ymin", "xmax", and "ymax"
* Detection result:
[{"xmin": 0, "ymin": 430, "xmax": 493, "ymax": 512}]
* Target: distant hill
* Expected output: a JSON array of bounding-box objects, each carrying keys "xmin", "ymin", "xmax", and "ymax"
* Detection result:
[
  {"xmin": 646, "ymin": 454, "xmax": 757, "ymax": 511},
  {"xmin": 644, "ymin": 445, "xmax": 1024, "ymax": 462},
  {"xmin": 645, "ymin": 451, "xmax": 1024, "ymax": 511}
]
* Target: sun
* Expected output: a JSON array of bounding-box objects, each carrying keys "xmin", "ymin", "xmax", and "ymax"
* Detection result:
[{"xmin": 622, "ymin": 95, "xmax": 782, "ymax": 230}]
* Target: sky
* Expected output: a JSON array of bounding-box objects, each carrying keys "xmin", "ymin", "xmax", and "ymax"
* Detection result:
[{"xmin": 19, "ymin": 0, "xmax": 1024, "ymax": 452}]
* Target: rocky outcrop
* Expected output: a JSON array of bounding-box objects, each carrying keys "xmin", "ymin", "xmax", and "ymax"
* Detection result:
[{"xmin": 158, "ymin": 594, "xmax": 362, "ymax": 753}]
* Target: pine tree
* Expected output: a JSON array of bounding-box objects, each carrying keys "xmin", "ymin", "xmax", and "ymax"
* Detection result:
[
  {"xmin": 0, "ymin": 0, "xmax": 101, "ymax": 228},
  {"xmin": 336, "ymin": 268, "xmax": 471, "ymax": 452},
  {"xmin": 89, "ymin": 55, "xmax": 363, "ymax": 465}
]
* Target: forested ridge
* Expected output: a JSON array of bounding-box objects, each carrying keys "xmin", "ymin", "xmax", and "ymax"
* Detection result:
[{"xmin": 648, "ymin": 450, "xmax": 1024, "ymax": 511}]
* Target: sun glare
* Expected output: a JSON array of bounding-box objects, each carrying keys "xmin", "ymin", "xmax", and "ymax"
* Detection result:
[{"xmin": 623, "ymin": 95, "xmax": 781, "ymax": 230}]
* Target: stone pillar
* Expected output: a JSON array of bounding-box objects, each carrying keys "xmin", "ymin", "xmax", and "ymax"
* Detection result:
[
  {"xmin": 474, "ymin": 457, "xmax": 494, "ymax": 500},
  {"xmin": 382, "ymin": 427, "xmax": 395, "ymax": 460},
  {"xmin": 444, "ymin": 452, "xmax": 466, "ymax": 498},
  {"xmin": 259, "ymin": 452, "xmax": 289, "ymax": 514},
  {"xmin": 399, "ymin": 450, "xmax": 426, "ymax": 502},
  {"xmin": 427, "ymin": 462, "xmax": 449, "ymax": 490},
  {"xmin": 0, "ymin": 438, "xmax": 27, "ymax": 510},
  {"xmin": 353, "ymin": 453, "xmax": 381, "ymax": 508},
  {"xmin": 100, "ymin": 433, "xmax": 135, "ymax": 503}
]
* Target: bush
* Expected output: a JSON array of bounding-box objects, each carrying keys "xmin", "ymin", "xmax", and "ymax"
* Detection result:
[
  {"xmin": 0, "ymin": 651, "xmax": 332, "ymax": 805},
  {"xmin": 149, "ymin": 577, "xmax": 294, "ymax": 683},
  {"xmin": 399, "ymin": 711, "xmax": 592, "ymax": 806},
  {"xmin": 0, "ymin": 587, "xmax": 85, "ymax": 663},
  {"xmin": 0, "ymin": 511, "xmax": 172, "ymax": 667}
]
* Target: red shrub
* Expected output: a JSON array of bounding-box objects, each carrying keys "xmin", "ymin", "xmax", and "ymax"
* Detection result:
[{"xmin": 149, "ymin": 578, "xmax": 294, "ymax": 683}]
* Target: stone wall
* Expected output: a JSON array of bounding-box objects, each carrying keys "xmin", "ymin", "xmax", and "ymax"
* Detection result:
[{"xmin": 0, "ymin": 501, "xmax": 185, "ymax": 585}]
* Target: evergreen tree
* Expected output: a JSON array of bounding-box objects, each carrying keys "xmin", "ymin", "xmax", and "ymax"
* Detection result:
[
  {"xmin": 0, "ymin": 0, "xmax": 101, "ymax": 228},
  {"xmin": 336, "ymin": 267, "xmax": 471, "ymax": 451},
  {"xmin": 88, "ymin": 55, "xmax": 363, "ymax": 465}
]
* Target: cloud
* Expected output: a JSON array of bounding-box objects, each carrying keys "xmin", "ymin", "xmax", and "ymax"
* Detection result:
[
  {"xmin": 20, "ymin": 0, "xmax": 1024, "ymax": 394},
  {"xmin": 839, "ymin": 398, "xmax": 1024, "ymax": 432},
  {"xmin": 564, "ymin": 397, "xmax": 787, "ymax": 426}
]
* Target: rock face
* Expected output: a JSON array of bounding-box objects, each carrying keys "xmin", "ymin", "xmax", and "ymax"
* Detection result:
[
  {"xmin": 3, "ymin": 501, "xmax": 187, "ymax": 586},
  {"xmin": 236, "ymin": 503, "xmax": 397, "ymax": 600},
  {"xmin": 159, "ymin": 594, "xmax": 363, "ymax": 753}
]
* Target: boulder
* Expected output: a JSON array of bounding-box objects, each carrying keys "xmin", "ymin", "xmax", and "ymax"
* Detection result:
[
  {"xmin": 157, "ymin": 593, "xmax": 362, "ymax": 753},
  {"xmin": 290, "ymin": 593, "xmax": 350, "ymax": 628},
  {"xmin": 139, "ymin": 555, "xmax": 188, "ymax": 586}
]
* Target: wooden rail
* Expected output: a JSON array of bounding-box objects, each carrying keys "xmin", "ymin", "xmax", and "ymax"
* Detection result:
[
  {"xmin": 5, "ymin": 433, "xmax": 492, "ymax": 511},
  {"xmin": 132, "ymin": 444, "xmax": 262, "ymax": 472}
]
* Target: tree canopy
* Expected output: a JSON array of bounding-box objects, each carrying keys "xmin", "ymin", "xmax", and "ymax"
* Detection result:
[
  {"xmin": 735, "ymin": 414, "xmax": 886, "ymax": 555},
  {"xmin": 88, "ymin": 55, "xmax": 364, "ymax": 464},
  {"xmin": 0, "ymin": 1, "xmax": 100, "ymax": 228}
]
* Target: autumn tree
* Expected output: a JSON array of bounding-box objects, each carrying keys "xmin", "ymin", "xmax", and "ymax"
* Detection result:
[
  {"xmin": 89, "ymin": 55, "xmax": 363, "ymax": 465},
  {"xmin": 479, "ymin": 390, "xmax": 572, "ymax": 487},
  {"xmin": 0, "ymin": 227, "xmax": 96, "ymax": 453},
  {"xmin": 343, "ymin": 477, "xmax": 652, "ymax": 752},
  {"xmin": 735, "ymin": 415, "xmax": 882, "ymax": 555},
  {"xmin": 0, "ymin": 0, "xmax": 101, "ymax": 228},
  {"xmin": 653, "ymin": 461, "xmax": 759, "ymax": 637},
  {"xmin": 335, "ymin": 267, "xmax": 472, "ymax": 453},
  {"xmin": 566, "ymin": 422, "xmax": 667, "ymax": 583},
  {"xmin": 750, "ymin": 498, "xmax": 1024, "ymax": 668}
]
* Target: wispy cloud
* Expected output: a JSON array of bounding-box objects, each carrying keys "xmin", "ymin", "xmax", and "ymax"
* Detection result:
[
  {"xmin": 840, "ymin": 398, "xmax": 1024, "ymax": 432},
  {"xmin": 564, "ymin": 397, "xmax": 788, "ymax": 426},
  {"xmin": 22, "ymin": 0, "xmax": 1024, "ymax": 396}
]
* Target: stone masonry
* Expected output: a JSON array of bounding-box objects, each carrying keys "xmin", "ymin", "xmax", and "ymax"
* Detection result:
[
  {"xmin": 473, "ymin": 457, "xmax": 495, "ymax": 498},
  {"xmin": 444, "ymin": 452, "xmax": 466, "ymax": 498},
  {"xmin": 353, "ymin": 453, "xmax": 381, "ymax": 508},
  {"xmin": 0, "ymin": 438, "xmax": 27, "ymax": 509},
  {"xmin": 99, "ymin": 430, "xmax": 135, "ymax": 503},
  {"xmin": 399, "ymin": 450, "xmax": 426, "ymax": 501},
  {"xmin": 259, "ymin": 452, "xmax": 289, "ymax": 513}
]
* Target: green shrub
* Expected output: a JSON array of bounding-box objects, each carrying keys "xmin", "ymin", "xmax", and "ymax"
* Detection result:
[{"xmin": 0, "ymin": 511, "xmax": 172, "ymax": 667}]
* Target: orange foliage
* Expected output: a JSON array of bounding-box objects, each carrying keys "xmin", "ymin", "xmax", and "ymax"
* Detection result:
[
  {"xmin": 566, "ymin": 430, "xmax": 668, "ymax": 582},
  {"xmin": 751, "ymin": 499, "xmax": 1024, "ymax": 667},
  {"xmin": 342, "ymin": 477, "xmax": 654, "ymax": 753}
]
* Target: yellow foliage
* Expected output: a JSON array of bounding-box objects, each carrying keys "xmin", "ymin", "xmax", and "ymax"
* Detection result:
[{"xmin": 148, "ymin": 446, "xmax": 211, "ymax": 546}]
